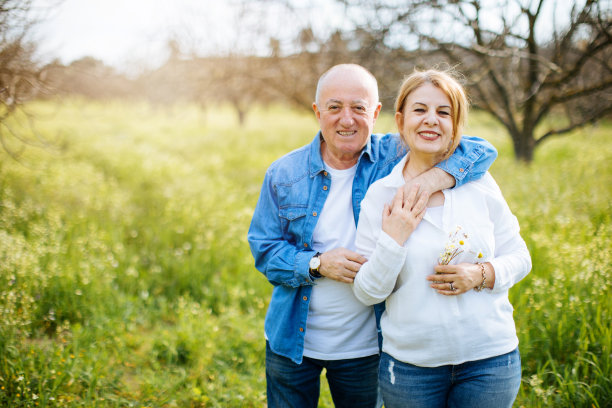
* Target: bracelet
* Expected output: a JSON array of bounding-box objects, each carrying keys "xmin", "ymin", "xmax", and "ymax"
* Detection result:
[{"xmin": 474, "ymin": 263, "xmax": 487, "ymax": 292}]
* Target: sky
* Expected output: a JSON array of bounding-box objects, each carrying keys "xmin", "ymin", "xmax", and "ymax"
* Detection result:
[
  {"xmin": 33, "ymin": 0, "xmax": 246, "ymax": 71},
  {"xmin": 32, "ymin": 0, "xmax": 342, "ymax": 73},
  {"xmin": 31, "ymin": 0, "xmax": 598, "ymax": 73}
]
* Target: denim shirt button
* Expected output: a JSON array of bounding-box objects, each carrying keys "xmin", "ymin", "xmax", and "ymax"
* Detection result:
[
  {"xmin": 323, "ymin": 185, "xmax": 328, "ymax": 190},
  {"xmin": 312, "ymin": 212, "xmax": 317, "ymax": 217},
  {"xmin": 459, "ymin": 168, "xmax": 465, "ymax": 172},
  {"xmin": 299, "ymin": 327, "xmax": 304, "ymax": 332},
  {"xmin": 304, "ymin": 243, "xmax": 308, "ymax": 248},
  {"xmin": 302, "ymin": 296, "xmax": 307, "ymax": 301}
]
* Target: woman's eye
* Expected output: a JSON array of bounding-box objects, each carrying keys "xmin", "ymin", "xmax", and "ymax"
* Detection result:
[{"xmin": 439, "ymin": 110, "xmax": 450, "ymax": 116}]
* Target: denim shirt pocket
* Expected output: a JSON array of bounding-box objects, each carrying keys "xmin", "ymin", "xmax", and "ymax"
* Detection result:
[
  {"xmin": 278, "ymin": 205, "xmax": 307, "ymax": 243},
  {"xmin": 276, "ymin": 180, "xmax": 310, "ymax": 244}
]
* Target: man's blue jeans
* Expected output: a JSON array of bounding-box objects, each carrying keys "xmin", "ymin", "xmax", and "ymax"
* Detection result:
[
  {"xmin": 379, "ymin": 348, "xmax": 521, "ymax": 408},
  {"xmin": 265, "ymin": 342, "xmax": 380, "ymax": 408}
]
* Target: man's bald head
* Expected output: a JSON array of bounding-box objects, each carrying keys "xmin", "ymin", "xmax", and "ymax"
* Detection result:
[{"xmin": 315, "ymin": 64, "xmax": 379, "ymax": 107}]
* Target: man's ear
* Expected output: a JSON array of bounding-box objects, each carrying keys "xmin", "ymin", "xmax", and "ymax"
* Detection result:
[
  {"xmin": 373, "ymin": 102, "xmax": 382, "ymax": 121},
  {"xmin": 312, "ymin": 102, "xmax": 321, "ymax": 120}
]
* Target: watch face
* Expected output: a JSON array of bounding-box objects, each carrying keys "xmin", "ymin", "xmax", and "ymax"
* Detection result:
[{"xmin": 309, "ymin": 256, "xmax": 320, "ymax": 269}]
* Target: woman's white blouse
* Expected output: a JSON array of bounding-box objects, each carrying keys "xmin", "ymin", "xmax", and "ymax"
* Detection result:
[{"xmin": 353, "ymin": 156, "xmax": 532, "ymax": 367}]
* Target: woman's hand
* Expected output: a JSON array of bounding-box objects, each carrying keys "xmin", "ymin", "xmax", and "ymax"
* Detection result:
[
  {"xmin": 382, "ymin": 184, "xmax": 429, "ymax": 246},
  {"xmin": 426, "ymin": 262, "xmax": 484, "ymax": 295}
]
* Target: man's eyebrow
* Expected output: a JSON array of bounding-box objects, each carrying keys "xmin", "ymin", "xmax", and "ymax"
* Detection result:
[{"xmin": 324, "ymin": 99, "xmax": 370, "ymax": 105}]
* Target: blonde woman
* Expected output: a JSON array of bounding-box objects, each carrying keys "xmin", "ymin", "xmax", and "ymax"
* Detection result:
[{"xmin": 352, "ymin": 69, "xmax": 531, "ymax": 407}]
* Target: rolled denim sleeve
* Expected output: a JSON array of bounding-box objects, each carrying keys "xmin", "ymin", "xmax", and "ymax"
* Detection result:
[
  {"xmin": 247, "ymin": 170, "xmax": 314, "ymax": 288},
  {"xmin": 436, "ymin": 135, "xmax": 498, "ymax": 187}
]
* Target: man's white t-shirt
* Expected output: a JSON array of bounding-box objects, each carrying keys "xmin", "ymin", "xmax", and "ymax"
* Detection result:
[{"xmin": 302, "ymin": 164, "xmax": 379, "ymax": 360}]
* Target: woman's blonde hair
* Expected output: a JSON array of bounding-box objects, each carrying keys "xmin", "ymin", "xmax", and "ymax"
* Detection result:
[{"xmin": 395, "ymin": 69, "xmax": 469, "ymax": 161}]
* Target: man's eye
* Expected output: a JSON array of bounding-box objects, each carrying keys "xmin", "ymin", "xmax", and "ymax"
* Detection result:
[
  {"xmin": 328, "ymin": 106, "xmax": 340, "ymax": 111},
  {"xmin": 353, "ymin": 106, "xmax": 366, "ymax": 112}
]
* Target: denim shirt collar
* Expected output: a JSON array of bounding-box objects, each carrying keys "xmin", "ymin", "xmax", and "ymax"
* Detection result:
[
  {"xmin": 309, "ymin": 131, "xmax": 375, "ymax": 176},
  {"xmin": 381, "ymin": 155, "xmax": 408, "ymax": 188}
]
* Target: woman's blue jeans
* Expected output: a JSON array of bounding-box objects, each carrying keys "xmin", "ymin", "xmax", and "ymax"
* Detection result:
[
  {"xmin": 265, "ymin": 341, "xmax": 380, "ymax": 408},
  {"xmin": 379, "ymin": 348, "xmax": 521, "ymax": 408}
]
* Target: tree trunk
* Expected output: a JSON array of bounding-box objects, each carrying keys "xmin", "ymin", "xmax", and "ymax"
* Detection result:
[
  {"xmin": 512, "ymin": 131, "xmax": 535, "ymax": 163},
  {"xmin": 236, "ymin": 107, "xmax": 246, "ymax": 126}
]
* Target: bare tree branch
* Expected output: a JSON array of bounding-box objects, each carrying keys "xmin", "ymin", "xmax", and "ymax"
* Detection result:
[
  {"xmin": 536, "ymin": 104, "xmax": 612, "ymax": 146},
  {"xmin": 337, "ymin": 0, "xmax": 612, "ymax": 161},
  {"xmin": 0, "ymin": 0, "xmax": 60, "ymax": 160}
]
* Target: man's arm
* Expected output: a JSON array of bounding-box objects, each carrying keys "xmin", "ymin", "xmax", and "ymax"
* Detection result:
[
  {"xmin": 437, "ymin": 135, "xmax": 497, "ymax": 187},
  {"xmin": 408, "ymin": 135, "xmax": 498, "ymax": 193},
  {"xmin": 248, "ymin": 168, "xmax": 368, "ymax": 286},
  {"xmin": 247, "ymin": 171, "xmax": 315, "ymax": 288}
]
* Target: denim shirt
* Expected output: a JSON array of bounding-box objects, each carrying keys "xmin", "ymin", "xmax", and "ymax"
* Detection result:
[{"xmin": 247, "ymin": 131, "xmax": 497, "ymax": 364}]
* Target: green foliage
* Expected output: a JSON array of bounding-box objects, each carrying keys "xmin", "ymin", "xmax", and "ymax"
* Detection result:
[{"xmin": 0, "ymin": 101, "xmax": 610, "ymax": 407}]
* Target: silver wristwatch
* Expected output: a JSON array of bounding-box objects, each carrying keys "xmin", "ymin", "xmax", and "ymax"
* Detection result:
[{"xmin": 309, "ymin": 252, "xmax": 322, "ymax": 278}]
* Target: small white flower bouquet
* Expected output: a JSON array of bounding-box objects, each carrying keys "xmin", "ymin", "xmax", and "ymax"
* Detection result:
[{"xmin": 438, "ymin": 225, "xmax": 484, "ymax": 266}]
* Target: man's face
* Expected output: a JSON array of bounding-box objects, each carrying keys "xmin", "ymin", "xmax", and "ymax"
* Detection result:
[{"xmin": 313, "ymin": 69, "xmax": 381, "ymax": 167}]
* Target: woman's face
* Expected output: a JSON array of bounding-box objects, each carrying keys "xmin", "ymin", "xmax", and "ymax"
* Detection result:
[{"xmin": 395, "ymin": 82, "xmax": 454, "ymax": 159}]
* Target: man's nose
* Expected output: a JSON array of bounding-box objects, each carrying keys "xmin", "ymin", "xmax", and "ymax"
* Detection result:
[{"xmin": 339, "ymin": 107, "xmax": 355, "ymax": 126}]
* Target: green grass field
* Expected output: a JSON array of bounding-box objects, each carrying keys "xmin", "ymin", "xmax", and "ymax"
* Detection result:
[{"xmin": 0, "ymin": 100, "xmax": 610, "ymax": 407}]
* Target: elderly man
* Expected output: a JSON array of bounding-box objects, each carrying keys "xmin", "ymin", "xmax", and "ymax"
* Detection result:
[{"xmin": 248, "ymin": 64, "xmax": 497, "ymax": 408}]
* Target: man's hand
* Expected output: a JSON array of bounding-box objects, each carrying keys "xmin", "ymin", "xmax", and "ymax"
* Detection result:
[
  {"xmin": 319, "ymin": 248, "xmax": 367, "ymax": 283},
  {"xmin": 403, "ymin": 167, "xmax": 455, "ymax": 197}
]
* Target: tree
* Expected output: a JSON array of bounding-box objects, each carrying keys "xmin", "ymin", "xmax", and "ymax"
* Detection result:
[
  {"xmin": 337, "ymin": 0, "xmax": 612, "ymax": 162},
  {"xmin": 45, "ymin": 57, "xmax": 134, "ymax": 100},
  {"xmin": 0, "ymin": 0, "xmax": 55, "ymax": 159}
]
